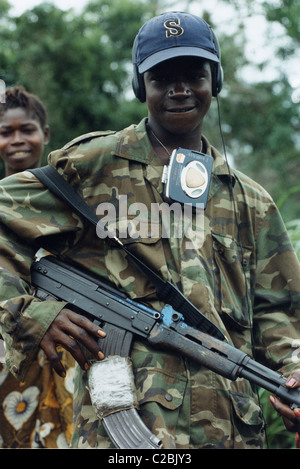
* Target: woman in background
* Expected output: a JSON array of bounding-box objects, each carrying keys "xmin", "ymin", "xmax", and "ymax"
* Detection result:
[{"xmin": 0, "ymin": 86, "xmax": 74, "ymax": 448}]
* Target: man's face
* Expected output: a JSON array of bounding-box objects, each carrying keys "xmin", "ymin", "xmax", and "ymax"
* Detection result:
[
  {"xmin": 144, "ymin": 57, "xmax": 213, "ymax": 137},
  {"xmin": 0, "ymin": 107, "xmax": 49, "ymax": 176}
]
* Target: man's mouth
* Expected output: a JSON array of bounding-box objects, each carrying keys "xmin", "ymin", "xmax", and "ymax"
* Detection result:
[
  {"xmin": 8, "ymin": 150, "xmax": 31, "ymax": 157},
  {"xmin": 167, "ymin": 106, "xmax": 195, "ymax": 114}
]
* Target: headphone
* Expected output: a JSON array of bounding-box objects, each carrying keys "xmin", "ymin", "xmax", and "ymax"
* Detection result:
[{"xmin": 132, "ymin": 26, "xmax": 224, "ymax": 102}]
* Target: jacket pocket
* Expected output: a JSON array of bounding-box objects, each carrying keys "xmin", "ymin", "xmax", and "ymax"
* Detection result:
[
  {"xmin": 212, "ymin": 232, "xmax": 252, "ymax": 329},
  {"xmin": 132, "ymin": 341, "xmax": 187, "ymax": 411},
  {"xmin": 135, "ymin": 368, "xmax": 186, "ymax": 411},
  {"xmin": 230, "ymin": 390, "xmax": 265, "ymax": 447}
]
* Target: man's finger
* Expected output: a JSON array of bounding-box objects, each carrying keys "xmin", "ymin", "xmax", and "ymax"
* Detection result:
[{"xmin": 40, "ymin": 341, "xmax": 67, "ymax": 377}]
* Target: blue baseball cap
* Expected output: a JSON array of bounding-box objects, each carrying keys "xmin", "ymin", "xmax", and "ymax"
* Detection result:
[{"xmin": 135, "ymin": 12, "xmax": 220, "ymax": 74}]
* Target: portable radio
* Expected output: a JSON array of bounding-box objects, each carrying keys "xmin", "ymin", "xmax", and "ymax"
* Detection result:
[{"xmin": 162, "ymin": 148, "xmax": 213, "ymax": 208}]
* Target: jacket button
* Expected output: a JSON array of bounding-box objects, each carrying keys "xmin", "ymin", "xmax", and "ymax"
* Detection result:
[{"xmin": 165, "ymin": 393, "xmax": 173, "ymax": 402}]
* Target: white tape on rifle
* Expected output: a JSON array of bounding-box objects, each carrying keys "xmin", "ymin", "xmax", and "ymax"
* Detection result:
[{"xmin": 87, "ymin": 355, "xmax": 138, "ymax": 419}]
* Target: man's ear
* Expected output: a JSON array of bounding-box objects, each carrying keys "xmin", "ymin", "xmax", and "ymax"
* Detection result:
[{"xmin": 43, "ymin": 125, "xmax": 50, "ymax": 145}]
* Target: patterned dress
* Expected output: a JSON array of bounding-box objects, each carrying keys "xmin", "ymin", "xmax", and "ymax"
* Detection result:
[{"xmin": 0, "ymin": 347, "xmax": 74, "ymax": 448}]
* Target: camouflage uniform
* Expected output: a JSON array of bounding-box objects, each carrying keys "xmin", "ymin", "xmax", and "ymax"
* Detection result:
[{"xmin": 0, "ymin": 118, "xmax": 300, "ymax": 449}]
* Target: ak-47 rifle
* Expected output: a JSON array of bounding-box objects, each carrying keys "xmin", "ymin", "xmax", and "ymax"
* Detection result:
[{"xmin": 31, "ymin": 255, "xmax": 300, "ymax": 449}]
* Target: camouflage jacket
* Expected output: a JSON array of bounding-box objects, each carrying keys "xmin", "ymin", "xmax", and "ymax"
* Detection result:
[{"xmin": 0, "ymin": 118, "xmax": 300, "ymax": 448}]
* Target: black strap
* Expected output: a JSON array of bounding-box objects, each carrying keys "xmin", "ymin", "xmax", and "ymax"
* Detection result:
[{"xmin": 30, "ymin": 165, "xmax": 225, "ymax": 340}]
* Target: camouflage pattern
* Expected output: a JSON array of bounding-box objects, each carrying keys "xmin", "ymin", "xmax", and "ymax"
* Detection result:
[{"xmin": 0, "ymin": 118, "xmax": 300, "ymax": 448}]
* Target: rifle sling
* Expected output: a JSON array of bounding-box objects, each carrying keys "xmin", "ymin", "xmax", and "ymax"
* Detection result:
[{"xmin": 29, "ymin": 165, "xmax": 224, "ymax": 340}]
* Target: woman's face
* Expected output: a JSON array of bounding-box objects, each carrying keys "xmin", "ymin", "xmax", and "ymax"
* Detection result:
[{"xmin": 0, "ymin": 107, "xmax": 49, "ymax": 176}]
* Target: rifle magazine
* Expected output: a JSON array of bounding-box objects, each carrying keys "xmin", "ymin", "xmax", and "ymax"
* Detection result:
[
  {"xmin": 103, "ymin": 408, "xmax": 162, "ymax": 449},
  {"xmin": 88, "ymin": 325, "xmax": 162, "ymax": 449}
]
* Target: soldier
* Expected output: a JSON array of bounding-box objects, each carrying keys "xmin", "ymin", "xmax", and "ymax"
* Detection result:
[{"xmin": 0, "ymin": 13, "xmax": 300, "ymax": 449}]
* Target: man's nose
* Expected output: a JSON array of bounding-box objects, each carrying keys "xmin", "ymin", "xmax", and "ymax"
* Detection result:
[
  {"xmin": 11, "ymin": 131, "xmax": 25, "ymax": 144},
  {"xmin": 168, "ymin": 80, "xmax": 191, "ymax": 97}
]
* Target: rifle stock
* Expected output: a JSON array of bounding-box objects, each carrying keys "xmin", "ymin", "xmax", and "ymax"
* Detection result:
[{"xmin": 31, "ymin": 255, "xmax": 300, "ymax": 448}]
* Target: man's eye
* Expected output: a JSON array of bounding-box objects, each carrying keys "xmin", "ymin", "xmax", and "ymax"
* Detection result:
[
  {"xmin": 152, "ymin": 75, "xmax": 168, "ymax": 82},
  {"xmin": 0, "ymin": 130, "xmax": 11, "ymax": 137},
  {"xmin": 23, "ymin": 127, "xmax": 35, "ymax": 133},
  {"xmin": 189, "ymin": 72, "xmax": 205, "ymax": 80}
]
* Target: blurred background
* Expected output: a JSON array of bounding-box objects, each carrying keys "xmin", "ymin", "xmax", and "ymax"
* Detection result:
[{"xmin": 0, "ymin": 0, "xmax": 299, "ymax": 448}]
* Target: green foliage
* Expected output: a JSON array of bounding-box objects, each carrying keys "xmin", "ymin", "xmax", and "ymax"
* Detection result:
[
  {"xmin": 263, "ymin": 0, "xmax": 300, "ymax": 46},
  {"xmin": 0, "ymin": 0, "xmax": 9, "ymax": 15},
  {"xmin": 0, "ymin": 0, "xmax": 155, "ymax": 167},
  {"xmin": 285, "ymin": 219, "xmax": 300, "ymax": 260},
  {"xmin": 204, "ymin": 0, "xmax": 300, "ymax": 222},
  {"xmin": 258, "ymin": 388, "xmax": 296, "ymax": 449},
  {"xmin": 221, "ymin": 76, "xmax": 300, "ymax": 220}
]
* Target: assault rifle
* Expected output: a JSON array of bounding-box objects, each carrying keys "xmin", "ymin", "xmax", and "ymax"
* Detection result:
[{"xmin": 31, "ymin": 255, "xmax": 300, "ymax": 449}]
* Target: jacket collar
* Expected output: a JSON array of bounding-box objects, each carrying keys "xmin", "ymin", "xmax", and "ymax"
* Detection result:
[
  {"xmin": 202, "ymin": 135, "xmax": 236, "ymax": 187},
  {"xmin": 114, "ymin": 118, "xmax": 235, "ymax": 186}
]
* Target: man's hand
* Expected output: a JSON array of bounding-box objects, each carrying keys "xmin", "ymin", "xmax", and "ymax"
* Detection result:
[
  {"xmin": 40, "ymin": 308, "xmax": 106, "ymax": 377},
  {"xmin": 269, "ymin": 370, "xmax": 300, "ymax": 433}
]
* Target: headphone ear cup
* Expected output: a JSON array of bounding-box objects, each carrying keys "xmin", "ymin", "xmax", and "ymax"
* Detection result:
[
  {"xmin": 132, "ymin": 70, "xmax": 146, "ymax": 102},
  {"xmin": 132, "ymin": 35, "xmax": 146, "ymax": 102},
  {"xmin": 210, "ymin": 28, "xmax": 223, "ymax": 96},
  {"xmin": 217, "ymin": 65, "xmax": 224, "ymax": 95},
  {"xmin": 212, "ymin": 62, "xmax": 223, "ymax": 97}
]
